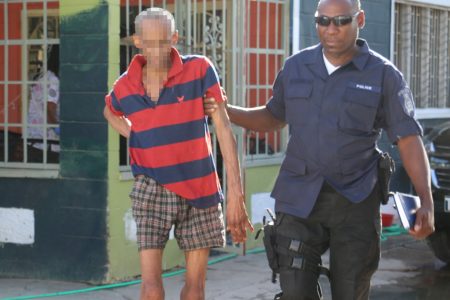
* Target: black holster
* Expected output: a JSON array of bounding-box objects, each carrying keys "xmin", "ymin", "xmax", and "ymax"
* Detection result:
[
  {"xmin": 263, "ymin": 221, "xmax": 279, "ymax": 275},
  {"xmin": 255, "ymin": 210, "xmax": 330, "ymax": 284},
  {"xmin": 378, "ymin": 152, "xmax": 395, "ymax": 205},
  {"xmin": 255, "ymin": 212, "xmax": 279, "ymax": 283}
]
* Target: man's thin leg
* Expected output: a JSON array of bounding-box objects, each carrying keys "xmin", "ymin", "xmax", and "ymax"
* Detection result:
[
  {"xmin": 139, "ymin": 248, "xmax": 164, "ymax": 300},
  {"xmin": 181, "ymin": 248, "xmax": 210, "ymax": 300}
]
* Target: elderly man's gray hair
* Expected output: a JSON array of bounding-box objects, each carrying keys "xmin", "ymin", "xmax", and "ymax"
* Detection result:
[{"xmin": 134, "ymin": 7, "xmax": 176, "ymax": 36}]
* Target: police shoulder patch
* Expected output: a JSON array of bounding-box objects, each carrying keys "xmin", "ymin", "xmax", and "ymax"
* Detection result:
[{"xmin": 398, "ymin": 86, "xmax": 415, "ymax": 117}]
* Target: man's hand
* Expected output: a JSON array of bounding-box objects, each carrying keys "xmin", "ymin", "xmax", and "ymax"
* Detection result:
[
  {"xmin": 120, "ymin": 117, "xmax": 132, "ymax": 138},
  {"xmin": 397, "ymin": 135, "xmax": 435, "ymax": 240},
  {"xmin": 113, "ymin": 116, "xmax": 131, "ymax": 138},
  {"xmin": 409, "ymin": 204, "xmax": 435, "ymax": 240},
  {"xmin": 103, "ymin": 105, "xmax": 131, "ymax": 138},
  {"xmin": 226, "ymin": 189, "xmax": 254, "ymax": 243}
]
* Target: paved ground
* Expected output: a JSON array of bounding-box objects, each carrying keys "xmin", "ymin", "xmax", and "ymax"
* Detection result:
[{"xmin": 0, "ymin": 234, "xmax": 448, "ymax": 300}]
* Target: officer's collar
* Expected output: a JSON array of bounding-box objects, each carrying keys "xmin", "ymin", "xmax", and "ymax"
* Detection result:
[
  {"xmin": 305, "ymin": 39, "xmax": 370, "ymax": 71},
  {"xmin": 351, "ymin": 39, "xmax": 370, "ymax": 71}
]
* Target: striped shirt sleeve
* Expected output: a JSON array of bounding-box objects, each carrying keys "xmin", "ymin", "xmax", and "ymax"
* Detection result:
[
  {"xmin": 203, "ymin": 57, "xmax": 224, "ymax": 104},
  {"xmin": 105, "ymin": 90, "xmax": 124, "ymax": 117}
]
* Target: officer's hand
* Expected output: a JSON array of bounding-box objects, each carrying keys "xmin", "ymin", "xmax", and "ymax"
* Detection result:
[
  {"xmin": 226, "ymin": 190, "xmax": 254, "ymax": 244},
  {"xmin": 204, "ymin": 88, "xmax": 227, "ymax": 116},
  {"xmin": 409, "ymin": 205, "xmax": 435, "ymax": 240},
  {"xmin": 204, "ymin": 97, "xmax": 218, "ymax": 116}
]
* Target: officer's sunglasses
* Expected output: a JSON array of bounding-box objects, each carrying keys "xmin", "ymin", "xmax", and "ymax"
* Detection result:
[{"xmin": 315, "ymin": 12, "xmax": 360, "ymax": 27}]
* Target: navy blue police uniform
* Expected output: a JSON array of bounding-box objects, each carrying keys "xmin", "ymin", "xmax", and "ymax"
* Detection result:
[{"xmin": 265, "ymin": 39, "xmax": 422, "ymax": 300}]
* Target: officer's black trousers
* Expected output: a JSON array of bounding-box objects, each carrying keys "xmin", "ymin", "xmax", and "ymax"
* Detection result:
[{"xmin": 276, "ymin": 183, "xmax": 381, "ymax": 300}]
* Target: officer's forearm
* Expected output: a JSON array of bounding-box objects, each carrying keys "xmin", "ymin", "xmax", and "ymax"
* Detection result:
[
  {"xmin": 397, "ymin": 135, "xmax": 433, "ymax": 208},
  {"xmin": 227, "ymin": 104, "xmax": 286, "ymax": 132}
]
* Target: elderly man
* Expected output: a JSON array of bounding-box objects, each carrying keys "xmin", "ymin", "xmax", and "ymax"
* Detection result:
[
  {"xmin": 205, "ymin": 0, "xmax": 434, "ymax": 299},
  {"xmin": 104, "ymin": 8, "xmax": 252, "ymax": 300}
]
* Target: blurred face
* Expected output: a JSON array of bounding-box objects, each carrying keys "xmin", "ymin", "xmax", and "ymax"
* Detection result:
[
  {"xmin": 134, "ymin": 17, "xmax": 178, "ymax": 68},
  {"xmin": 316, "ymin": 0, "xmax": 364, "ymax": 58}
]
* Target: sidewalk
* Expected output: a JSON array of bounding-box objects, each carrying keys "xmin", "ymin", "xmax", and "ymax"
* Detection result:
[{"xmin": 0, "ymin": 234, "xmax": 435, "ymax": 300}]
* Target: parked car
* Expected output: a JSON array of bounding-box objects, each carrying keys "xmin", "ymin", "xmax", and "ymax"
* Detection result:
[
  {"xmin": 420, "ymin": 113, "xmax": 450, "ymax": 263},
  {"xmin": 384, "ymin": 109, "xmax": 450, "ymax": 263}
]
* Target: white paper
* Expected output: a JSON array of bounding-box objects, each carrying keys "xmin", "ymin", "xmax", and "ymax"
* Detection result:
[{"xmin": 251, "ymin": 193, "xmax": 275, "ymax": 224}]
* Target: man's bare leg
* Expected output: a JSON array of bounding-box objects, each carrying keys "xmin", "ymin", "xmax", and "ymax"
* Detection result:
[
  {"xmin": 139, "ymin": 249, "xmax": 164, "ymax": 300},
  {"xmin": 180, "ymin": 248, "xmax": 210, "ymax": 300}
]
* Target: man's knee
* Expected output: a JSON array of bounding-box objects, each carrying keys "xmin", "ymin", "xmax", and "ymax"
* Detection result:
[{"xmin": 275, "ymin": 236, "xmax": 326, "ymax": 300}]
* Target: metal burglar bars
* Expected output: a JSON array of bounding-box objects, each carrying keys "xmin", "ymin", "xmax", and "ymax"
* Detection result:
[
  {"xmin": 394, "ymin": 1, "xmax": 450, "ymax": 108},
  {"xmin": 0, "ymin": 0, "xmax": 60, "ymax": 175},
  {"xmin": 119, "ymin": 0, "xmax": 290, "ymax": 170},
  {"xmin": 243, "ymin": 0, "xmax": 288, "ymax": 161}
]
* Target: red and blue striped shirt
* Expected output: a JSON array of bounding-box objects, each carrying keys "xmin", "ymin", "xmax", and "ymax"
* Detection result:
[{"xmin": 105, "ymin": 48, "xmax": 225, "ymax": 208}]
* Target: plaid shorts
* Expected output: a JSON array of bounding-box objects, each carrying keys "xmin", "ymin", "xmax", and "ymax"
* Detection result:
[{"xmin": 129, "ymin": 175, "xmax": 225, "ymax": 251}]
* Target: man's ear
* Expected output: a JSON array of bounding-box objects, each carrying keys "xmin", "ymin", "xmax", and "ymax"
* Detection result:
[
  {"xmin": 171, "ymin": 30, "xmax": 179, "ymax": 46},
  {"xmin": 132, "ymin": 34, "xmax": 142, "ymax": 48},
  {"xmin": 357, "ymin": 10, "xmax": 365, "ymax": 29}
]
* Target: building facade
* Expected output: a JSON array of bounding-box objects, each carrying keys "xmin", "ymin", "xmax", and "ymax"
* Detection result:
[{"xmin": 0, "ymin": 0, "xmax": 449, "ymax": 282}]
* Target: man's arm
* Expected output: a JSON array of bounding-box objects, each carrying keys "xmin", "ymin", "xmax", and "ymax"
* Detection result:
[
  {"xmin": 204, "ymin": 99, "xmax": 285, "ymax": 132},
  {"xmin": 47, "ymin": 102, "xmax": 58, "ymax": 124},
  {"xmin": 103, "ymin": 105, "xmax": 131, "ymax": 138},
  {"xmin": 397, "ymin": 135, "xmax": 435, "ymax": 239},
  {"xmin": 210, "ymin": 102, "xmax": 253, "ymax": 243}
]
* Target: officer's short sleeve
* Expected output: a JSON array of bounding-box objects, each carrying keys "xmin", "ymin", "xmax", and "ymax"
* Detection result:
[
  {"xmin": 381, "ymin": 65, "xmax": 423, "ymax": 143},
  {"xmin": 266, "ymin": 69, "xmax": 286, "ymax": 122}
]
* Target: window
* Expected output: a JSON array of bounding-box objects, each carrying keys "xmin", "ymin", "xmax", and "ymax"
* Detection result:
[
  {"xmin": 394, "ymin": 2, "xmax": 450, "ymax": 108},
  {"xmin": 0, "ymin": 0, "xmax": 60, "ymax": 172},
  {"xmin": 243, "ymin": 0, "xmax": 286, "ymax": 159}
]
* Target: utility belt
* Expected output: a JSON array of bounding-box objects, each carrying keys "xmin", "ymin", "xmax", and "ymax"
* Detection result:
[{"xmin": 320, "ymin": 152, "xmax": 395, "ymax": 204}]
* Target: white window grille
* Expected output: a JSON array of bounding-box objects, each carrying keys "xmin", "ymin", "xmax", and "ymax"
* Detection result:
[
  {"xmin": 242, "ymin": 0, "xmax": 287, "ymax": 161},
  {"xmin": 0, "ymin": 0, "xmax": 60, "ymax": 175},
  {"xmin": 394, "ymin": 1, "xmax": 450, "ymax": 108}
]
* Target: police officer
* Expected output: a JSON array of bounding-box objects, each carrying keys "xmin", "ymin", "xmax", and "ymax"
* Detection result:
[{"xmin": 205, "ymin": 0, "xmax": 435, "ymax": 299}]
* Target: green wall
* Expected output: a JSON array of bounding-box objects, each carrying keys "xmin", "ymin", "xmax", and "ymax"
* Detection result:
[
  {"xmin": 0, "ymin": 0, "xmax": 110, "ymax": 283},
  {"xmin": 244, "ymin": 163, "xmax": 281, "ymax": 249},
  {"xmin": 359, "ymin": 0, "xmax": 392, "ymax": 58}
]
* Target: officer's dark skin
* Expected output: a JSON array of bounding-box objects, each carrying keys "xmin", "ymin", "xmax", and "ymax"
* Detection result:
[{"xmin": 204, "ymin": 0, "xmax": 434, "ymax": 240}]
